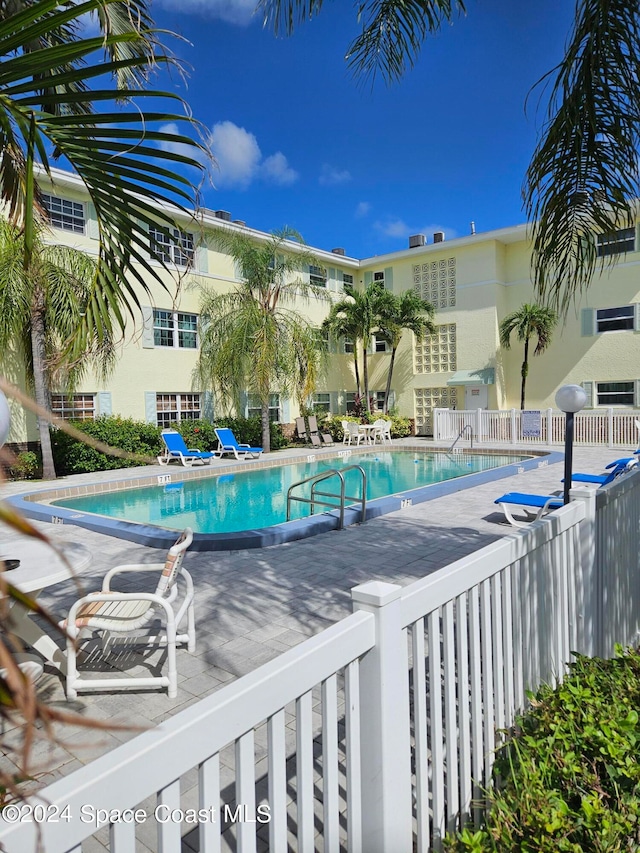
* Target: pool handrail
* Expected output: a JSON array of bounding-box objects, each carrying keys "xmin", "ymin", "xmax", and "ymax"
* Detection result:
[{"xmin": 286, "ymin": 465, "xmax": 367, "ymax": 529}]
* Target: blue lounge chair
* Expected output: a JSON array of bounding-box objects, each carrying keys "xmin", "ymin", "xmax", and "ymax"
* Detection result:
[
  {"xmin": 158, "ymin": 429, "xmax": 215, "ymax": 467},
  {"xmin": 568, "ymin": 457, "xmax": 637, "ymax": 486},
  {"xmin": 214, "ymin": 427, "xmax": 263, "ymax": 460},
  {"xmin": 494, "ymin": 492, "xmax": 564, "ymax": 527}
]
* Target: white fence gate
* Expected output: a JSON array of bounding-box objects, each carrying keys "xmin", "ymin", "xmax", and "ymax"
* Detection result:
[
  {"xmin": 434, "ymin": 407, "xmax": 640, "ymax": 448},
  {"xmin": 2, "ymin": 472, "xmax": 640, "ymax": 853}
]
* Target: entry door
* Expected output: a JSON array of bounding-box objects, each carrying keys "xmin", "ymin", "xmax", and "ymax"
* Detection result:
[{"xmin": 464, "ymin": 385, "xmax": 488, "ymax": 410}]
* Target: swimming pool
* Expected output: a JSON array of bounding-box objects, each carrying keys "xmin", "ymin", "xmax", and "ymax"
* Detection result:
[
  {"xmin": 11, "ymin": 447, "xmax": 561, "ymax": 550},
  {"xmin": 52, "ymin": 451, "xmax": 528, "ymax": 532}
]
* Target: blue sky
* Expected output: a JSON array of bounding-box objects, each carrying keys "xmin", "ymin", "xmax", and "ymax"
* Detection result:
[{"xmin": 149, "ymin": 0, "xmax": 577, "ymax": 259}]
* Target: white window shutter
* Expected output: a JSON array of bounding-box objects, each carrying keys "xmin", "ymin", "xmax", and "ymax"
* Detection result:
[
  {"xmin": 581, "ymin": 381, "xmax": 594, "ymax": 408},
  {"xmin": 634, "ymin": 303, "xmax": 640, "ymax": 331},
  {"xmin": 581, "ymin": 308, "xmax": 595, "ymax": 336},
  {"xmin": 202, "ymin": 390, "xmax": 214, "ymax": 421},
  {"xmin": 86, "ymin": 202, "xmax": 99, "ymax": 240},
  {"xmin": 195, "ymin": 243, "xmax": 209, "ymax": 274},
  {"xmin": 364, "ymin": 271, "xmax": 373, "ymax": 287},
  {"xmin": 635, "ymin": 380, "xmax": 640, "ymax": 407},
  {"xmin": 328, "ymin": 267, "xmax": 337, "ymax": 292},
  {"xmin": 144, "ymin": 391, "xmax": 157, "ymax": 424},
  {"xmin": 329, "ymin": 391, "xmax": 339, "ymax": 414},
  {"xmin": 384, "ymin": 267, "xmax": 394, "ymax": 291},
  {"xmin": 281, "ymin": 397, "xmax": 291, "ymax": 424},
  {"xmin": 388, "ymin": 390, "xmax": 396, "ymax": 409},
  {"xmin": 135, "ymin": 219, "xmax": 150, "ymax": 260},
  {"xmin": 141, "ymin": 306, "xmax": 155, "ymax": 348},
  {"xmin": 96, "ymin": 392, "xmax": 112, "ymax": 417}
]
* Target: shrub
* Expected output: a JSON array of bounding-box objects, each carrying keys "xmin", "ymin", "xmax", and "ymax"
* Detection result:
[
  {"xmin": 174, "ymin": 419, "xmax": 218, "ymax": 452},
  {"xmin": 51, "ymin": 417, "xmax": 163, "ymax": 475},
  {"xmin": 8, "ymin": 450, "xmax": 41, "ymax": 480},
  {"xmin": 446, "ymin": 648, "xmax": 640, "ymax": 852}
]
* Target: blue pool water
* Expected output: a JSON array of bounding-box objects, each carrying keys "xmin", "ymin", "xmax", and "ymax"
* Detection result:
[{"xmin": 52, "ymin": 451, "xmax": 529, "ymax": 534}]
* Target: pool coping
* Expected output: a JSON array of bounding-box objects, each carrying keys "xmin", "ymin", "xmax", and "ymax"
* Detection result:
[{"xmin": 7, "ymin": 445, "xmax": 564, "ymax": 551}]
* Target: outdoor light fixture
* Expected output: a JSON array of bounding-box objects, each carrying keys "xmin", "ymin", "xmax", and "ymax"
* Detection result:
[
  {"xmin": 0, "ymin": 389, "xmax": 10, "ymax": 448},
  {"xmin": 555, "ymin": 384, "xmax": 587, "ymax": 505}
]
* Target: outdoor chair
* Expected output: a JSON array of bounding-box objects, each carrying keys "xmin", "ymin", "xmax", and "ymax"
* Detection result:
[
  {"xmin": 295, "ymin": 417, "xmax": 308, "ymax": 443},
  {"xmin": 372, "ymin": 418, "xmax": 392, "ymax": 444},
  {"xmin": 157, "ymin": 429, "xmax": 215, "ymax": 467},
  {"xmin": 494, "ymin": 492, "xmax": 564, "ymax": 527},
  {"xmin": 347, "ymin": 421, "xmax": 366, "ymax": 446},
  {"xmin": 567, "ymin": 457, "xmax": 637, "ymax": 487},
  {"xmin": 308, "ymin": 415, "xmax": 333, "ymax": 446},
  {"xmin": 341, "ymin": 420, "xmax": 351, "ymax": 445},
  {"xmin": 214, "ymin": 427, "xmax": 263, "ymax": 460},
  {"xmin": 63, "ymin": 529, "xmax": 195, "ymax": 700}
]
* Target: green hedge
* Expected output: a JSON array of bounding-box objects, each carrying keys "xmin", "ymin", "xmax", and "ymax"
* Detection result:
[
  {"xmin": 51, "ymin": 417, "xmax": 163, "ymax": 475},
  {"xmin": 446, "ymin": 648, "xmax": 640, "ymax": 852},
  {"xmin": 51, "ymin": 415, "xmax": 287, "ymax": 474}
]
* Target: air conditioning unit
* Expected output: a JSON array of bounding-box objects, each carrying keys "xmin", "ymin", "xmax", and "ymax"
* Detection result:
[
  {"xmin": 233, "ymin": 220, "xmax": 246, "ymax": 227},
  {"xmin": 331, "ymin": 247, "xmax": 346, "ymax": 256},
  {"xmin": 215, "ymin": 210, "xmax": 232, "ymax": 221},
  {"xmin": 409, "ymin": 234, "xmax": 426, "ymax": 248},
  {"xmin": 433, "ymin": 231, "xmax": 445, "ymax": 243}
]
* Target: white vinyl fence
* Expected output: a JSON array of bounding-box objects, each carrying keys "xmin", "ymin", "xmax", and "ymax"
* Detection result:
[
  {"xmin": 2, "ymin": 472, "xmax": 640, "ymax": 853},
  {"xmin": 434, "ymin": 407, "xmax": 640, "ymax": 448}
]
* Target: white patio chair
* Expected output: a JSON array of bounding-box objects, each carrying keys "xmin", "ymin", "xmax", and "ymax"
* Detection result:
[
  {"xmin": 372, "ymin": 418, "xmax": 392, "ymax": 444},
  {"xmin": 348, "ymin": 421, "xmax": 366, "ymax": 445},
  {"xmin": 63, "ymin": 529, "xmax": 195, "ymax": 700},
  {"xmin": 341, "ymin": 420, "xmax": 351, "ymax": 444}
]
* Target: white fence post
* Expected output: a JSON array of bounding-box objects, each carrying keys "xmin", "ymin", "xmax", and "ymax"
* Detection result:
[
  {"xmin": 607, "ymin": 408, "xmax": 614, "ymax": 448},
  {"xmin": 510, "ymin": 408, "xmax": 517, "ymax": 445},
  {"xmin": 569, "ymin": 486, "xmax": 598, "ymax": 657},
  {"xmin": 351, "ymin": 581, "xmax": 412, "ymax": 853},
  {"xmin": 476, "ymin": 408, "xmax": 483, "ymax": 443},
  {"xmin": 546, "ymin": 408, "xmax": 553, "ymax": 444},
  {"xmin": 434, "ymin": 408, "xmax": 443, "ymax": 441}
]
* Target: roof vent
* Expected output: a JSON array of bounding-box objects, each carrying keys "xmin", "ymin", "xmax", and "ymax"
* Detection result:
[
  {"xmin": 214, "ymin": 210, "xmax": 232, "ymax": 222},
  {"xmin": 433, "ymin": 231, "xmax": 445, "ymax": 243},
  {"xmin": 233, "ymin": 219, "xmax": 246, "ymax": 227},
  {"xmin": 409, "ymin": 234, "xmax": 425, "ymax": 249},
  {"xmin": 331, "ymin": 247, "xmax": 346, "ymax": 256}
]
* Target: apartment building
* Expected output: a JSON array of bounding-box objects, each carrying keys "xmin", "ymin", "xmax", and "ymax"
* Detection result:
[{"xmin": 5, "ymin": 169, "xmax": 640, "ymax": 443}]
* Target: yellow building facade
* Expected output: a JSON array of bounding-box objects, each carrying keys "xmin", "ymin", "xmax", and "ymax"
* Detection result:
[{"xmin": 6, "ymin": 169, "xmax": 640, "ymax": 443}]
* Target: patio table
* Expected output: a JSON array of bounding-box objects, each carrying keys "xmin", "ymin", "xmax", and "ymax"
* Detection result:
[
  {"xmin": 357, "ymin": 424, "xmax": 381, "ymax": 445},
  {"xmin": 1, "ymin": 537, "xmax": 91, "ymax": 672}
]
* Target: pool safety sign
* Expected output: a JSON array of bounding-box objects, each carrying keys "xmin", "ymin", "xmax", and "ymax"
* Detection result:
[{"xmin": 522, "ymin": 410, "xmax": 542, "ymax": 439}]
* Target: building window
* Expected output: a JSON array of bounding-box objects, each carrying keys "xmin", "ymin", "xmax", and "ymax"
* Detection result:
[
  {"xmin": 414, "ymin": 324, "xmax": 457, "ymax": 373},
  {"xmin": 413, "ymin": 258, "xmax": 456, "ymax": 308},
  {"xmin": 153, "ymin": 310, "xmax": 198, "ymax": 349},
  {"xmin": 596, "ymin": 305, "xmax": 635, "ymax": 333},
  {"xmin": 149, "ymin": 226, "xmax": 194, "ymax": 267},
  {"xmin": 596, "ymin": 228, "xmax": 636, "ymax": 258},
  {"xmin": 248, "ymin": 393, "xmax": 280, "ymax": 422},
  {"xmin": 373, "ymin": 271, "xmax": 385, "ymax": 288},
  {"xmin": 343, "ymin": 337, "xmax": 355, "ymax": 354},
  {"xmin": 156, "ymin": 393, "xmax": 201, "ymax": 427},
  {"xmin": 51, "ymin": 394, "xmax": 95, "ymax": 420},
  {"xmin": 342, "ymin": 273, "xmax": 353, "ymax": 291},
  {"xmin": 41, "ymin": 194, "xmax": 85, "ymax": 234},
  {"xmin": 311, "ymin": 393, "xmax": 331, "ymax": 414},
  {"xmin": 309, "ymin": 265, "xmax": 327, "ymax": 288},
  {"xmin": 595, "ymin": 382, "xmax": 635, "ymax": 406},
  {"xmin": 372, "ymin": 334, "xmax": 388, "ymax": 353}
]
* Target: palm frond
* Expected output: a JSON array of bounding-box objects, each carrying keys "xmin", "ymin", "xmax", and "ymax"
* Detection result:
[{"xmin": 524, "ymin": 0, "xmax": 640, "ymax": 315}]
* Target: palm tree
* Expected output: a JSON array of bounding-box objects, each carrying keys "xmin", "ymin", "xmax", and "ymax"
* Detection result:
[
  {"xmin": 195, "ymin": 229, "xmax": 328, "ymax": 452},
  {"xmin": 0, "ymin": 0, "xmax": 207, "ymax": 474},
  {"xmin": 499, "ymin": 304, "xmax": 558, "ymax": 411},
  {"xmin": 378, "ymin": 291, "xmax": 436, "ymax": 414},
  {"xmin": 323, "ymin": 299, "xmax": 363, "ymax": 398},
  {"xmin": 0, "ymin": 220, "xmax": 116, "ymax": 478},
  {"xmin": 260, "ymin": 0, "xmax": 639, "ymax": 313},
  {"xmin": 324, "ymin": 282, "xmax": 393, "ymax": 413}
]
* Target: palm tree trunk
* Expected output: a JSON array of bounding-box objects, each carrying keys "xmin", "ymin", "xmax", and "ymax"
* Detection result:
[
  {"xmin": 520, "ymin": 337, "xmax": 530, "ymax": 411},
  {"xmin": 383, "ymin": 347, "xmax": 397, "ymax": 414},
  {"xmin": 353, "ymin": 352, "xmax": 361, "ymax": 397},
  {"xmin": 30, "ymin": 289, "xmax": 56, "ymax": 479},
  {"xmin": 363, "ymin": 345, "xmax": 370, "ymax": 413},
  {"xmin": 261, "ymin": 400, "xmax": 271, "ymax": 453}
]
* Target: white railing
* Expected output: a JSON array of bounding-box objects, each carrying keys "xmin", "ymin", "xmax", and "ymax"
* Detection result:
[
  {"xmin": 2, "ymin": 473, "xmax": 640, "ymax": 853},
  {"xmin": 434, "ymin": 407, "xmax": 640, "ymax": 448}
]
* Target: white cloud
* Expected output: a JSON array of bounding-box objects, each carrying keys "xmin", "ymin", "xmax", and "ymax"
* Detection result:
[
  {"xmin": 158, "ymin": 122, "xmax": 204, "ymax": 164},
  {"xmin": 206, "ymin": 121, "xmax": 299, "ymax": 189},
  {"xmin": 208, "ymin": 121, "xmax": 262, "ymax": 189},
  {"xmin": 155, "ymin": 0, "xmax": 257, "ymax": 26},
  {"xmin": 262, "ymin": 152, "xmax": 298, "ymax": 186},
  {"xmin": 355, "ymin": 201, "xmax": 371, "ymax": 218},
  {"xmin": 374, "ymin": 218, "xmax": 457, "ymax": 241},
  {"xmin": 319, "ymin": 164, "xmax": 352, "ymax": 186}
]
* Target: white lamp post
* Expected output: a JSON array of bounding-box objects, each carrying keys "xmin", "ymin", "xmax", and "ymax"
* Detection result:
[
  {"xmin": 555, "ymin": 384, "xmax": 587, "ymax": 505},
  {"xmin": 0, "ymin": 389, "xmax": 10, "ymax": 448}
]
